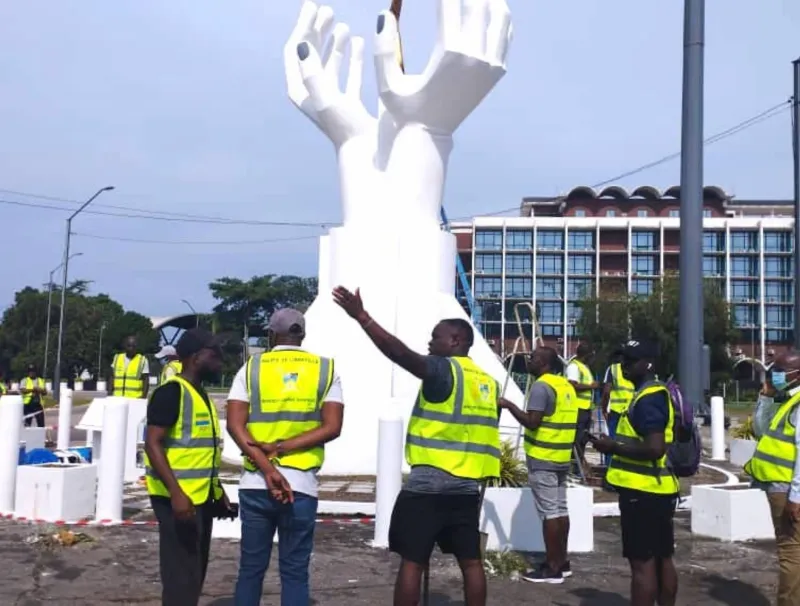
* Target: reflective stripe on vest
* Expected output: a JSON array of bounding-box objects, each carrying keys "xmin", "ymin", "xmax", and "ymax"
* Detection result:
[
  {"xmin": 609, "ymin": 363, "xmax": 635, "ymax": 414},
  {"xmin": 569, "ymin": 360, "xmax": 593, "ymax": 410},
  {"xmin": 244, "ymin": 350, "xmax": 333, "ymax": 472},
  {"xmin": 113, "ymin": 353, "xmax": 145, "ymax": 398},
  {"xmin": 21, "ymin": 377, "xmax": 44, "ymax": 405},
  {"xmin": 145, "ymin": 376, "xmax": 223, "ymax": 505},
  {"xmin": 744, "ymin": 393, "xmax": 800, "ymax": 483},
  {"xmin": 406, "ymin": 356, "xmax": 501, "ymax": 480},
  {"xmin": 523, "ymin": 373, "xmax": 579, "ymax": 465},
  {"xmin": 160, "ymin": 360, "xmax": 183, "ymax": 384},
  {"xmin": 606, "ymin": 382, "xmax": 680, "ymax": 495}
]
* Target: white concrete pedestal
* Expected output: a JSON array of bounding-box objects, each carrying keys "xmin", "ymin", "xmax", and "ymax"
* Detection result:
[
  {"xmin": 479, "ymin": 485, "xmax": 594, "ymax": 553},
  {"xmin": 729, "ymin": 438, "xmax": 757, "ymax": 468},
  {"xmin": 211, "ymin": 482, "xmax": 279, "ymax": 543},
  {"xmin": 15, "ymin": 463, "xmax": 97, "ymax": 521},
  {"xmin": 21, "ymin": 427, "xmax": 46, "ymax": 451},
  {"xmin": 691, "ymin": 483, "xmax": 773, "ymax": 541}
]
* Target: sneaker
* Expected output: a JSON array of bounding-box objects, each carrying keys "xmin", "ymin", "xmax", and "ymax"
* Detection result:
[
  {"xmin": 561, "ymin": 561, "xmax": 572, "ymax": 578},
  {"xmin": 522, "ymin": 566, "xmax": 564, "ymax": 584}
]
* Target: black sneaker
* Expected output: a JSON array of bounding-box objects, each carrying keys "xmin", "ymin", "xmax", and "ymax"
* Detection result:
[
  {"xmin": 522, "ymin": 566, "xmax": 564, "ymax": 584},
  {"xmin": 561, "ymin": 561, "xmax": 572, "ymax": 578}
]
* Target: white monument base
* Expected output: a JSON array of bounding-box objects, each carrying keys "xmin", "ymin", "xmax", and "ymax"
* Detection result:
[
  {"xmin": 691, "ymin": 483, "xmax": 774, "ymax": 541},
  {"xmin": 74, "ymin": 381, "xmax": 84, "ymax": 392},
  {"xmin": 15, "ymin": 463, "xmax": 97, "ymax": 522},
  {"xmin": 212, "ymin": 482, "xmax": 279, "ymax": 544},
  {"xmin": 479, "ymin": 485, "xmax": 594, "ymax": 553},
  {"xmin": 77, "ymin": 397, "xmax": 146, "ymax": 482},
  {"xmin": 97, "ymin": 381, "xmax": 107, "ymax": 393},
  {"xmin": 21, "ymin": 427, "xmax": 46, "ymax": 451},
  {"xmin": 729, "ymin": 438, "xmax": 757, "ymax": 468},
  {"xmin": 219, "ymin": 420, "xmax": 243, "ymax": 467}
]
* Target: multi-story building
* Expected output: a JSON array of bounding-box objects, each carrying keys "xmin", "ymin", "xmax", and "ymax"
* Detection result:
[{"xmin": 452, "ymin": 186, "xmax": 794, "ymax": 364}]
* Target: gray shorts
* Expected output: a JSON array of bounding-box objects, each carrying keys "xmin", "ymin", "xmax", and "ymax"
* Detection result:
[{"xmin": 530, "ymin": 469, "xmax": 569, "ymax": 521}]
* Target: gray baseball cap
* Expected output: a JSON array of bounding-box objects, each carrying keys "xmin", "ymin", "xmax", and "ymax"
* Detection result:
[{"xmin": 267, "ymin": 308, "xmax": 305, "ymax": 335}]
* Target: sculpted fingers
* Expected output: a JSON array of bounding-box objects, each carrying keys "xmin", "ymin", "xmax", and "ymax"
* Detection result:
[
  {"xmin": 346, "ymin": 36, "xmax": 365, "ymax": 99},
  {"xmin": 296, "ymin": 40, "xmax": 330, "ymax": 111},
  {"xmin": 285, "ymin": 1, "xmax": 321, "ymax": 105},
  {"xmin": 374, "ymin": 10, "xmax": 404, "ymax": 96},
  {"xmin": 437, "ymin": 0, "xmax": 462, "ymax": 50},
  {"xmin": 461, "ymin": 0, "xmax": 490, "ymax": 57},
  {"xmin": 485, "ymin": 0, "xmax": 512, "ymax": 66},
  {"xmin": 324, "ymin": 23, "xmax": 351, "ymax": 80},
  {"xmin": 311, "ymin": 5, "xmax": 335, "ymax": 51}
]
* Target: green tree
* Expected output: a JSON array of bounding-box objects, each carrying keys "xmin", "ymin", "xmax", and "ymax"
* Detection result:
[
  {"xmin": 0, "ymin": 283, "xmax": 158, "ymax": 381},
  {"xmin": 575, "ymin": 276, "xmax": 737, "ymax": 385}
]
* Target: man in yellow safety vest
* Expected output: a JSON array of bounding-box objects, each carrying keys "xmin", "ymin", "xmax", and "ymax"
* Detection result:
[
  {"xmin": 226, "ymin": 308, "xmax": 345, "ymax": 605},
  {"xmin": 20, "ymin": 364, "xmax": 47, "ymax": 427},
  {"xmin": 565, "ymin": 342, "xmax": 598, "ymax": 470},
  {"xmin": 746, "ymin": 350, "xmax": 800, "ymax": 606},
  {"xmin": 144, "ymin": 328, "xmax": 234, "ymax": 606},
  {"xmin": 156, "ymin": 345, "xmax": 182, "ymax": 384},
  {"xmin": 592, "ymin": 340, "xmax": 679, "ymax": 606},
  {"xmin": 333, "ymin": 286, "xmax": 501, "ymax": 606},
  {"xmin": 501, "ymin": 346, "xmax": 579, "ymax": 583},
  {"xmin": 600, "ymin": 353, "xmax": 636, "ymax": 467},
  {"xmin": 109, "ymin": 335, "xmax": 150, "ymax": 398}
]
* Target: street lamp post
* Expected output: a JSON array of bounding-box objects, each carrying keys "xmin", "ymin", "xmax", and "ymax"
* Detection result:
[
  {"xmin": 53, "ymin": 186, "xmax": 115, "ymax": 400},
  {"xmin": 97, "ymin": 322, "xmax": 107, "ymax": 383},
  {"xmin": 43, "ymin": 252, "xmax": 83, "ymax": 378},
  {"xmin": 181, "ymin": 299, "xmax": 199, "ymax": 327}
]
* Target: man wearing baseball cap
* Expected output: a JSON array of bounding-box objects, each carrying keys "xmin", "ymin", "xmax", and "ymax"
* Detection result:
[
  {"xmin": 591, "ymin": 339, "xmax": 679, "ymax": 606},
  {"xmin": 144, "ymin": 328, "xmax": 234, "ymax": 606},
  {"xmin": 226, "ymin": 307, "xmax": 344, "ymax": 605},
  {"xmin": 156, "ymin": 345, "xmax": 182, "ymax": 384}
]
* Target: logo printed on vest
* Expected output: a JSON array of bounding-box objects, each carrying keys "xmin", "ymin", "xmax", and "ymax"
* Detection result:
[
  {"xmin": 478, "ymin": 383, "xmax": 491, "ymax": 402},
  {"xmin": 282, "ymin": 372, "xmax": 299, "ymax": 392}
]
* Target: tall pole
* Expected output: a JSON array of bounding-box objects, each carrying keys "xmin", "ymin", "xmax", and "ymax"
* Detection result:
[
  {"xmin": 181, "ymin": 298, "xmax": 199, "ymax": 327},
  {"xmin": 44, "ymin": 253, "xmax": 82, "ymax": 378},
  {"xmin": 53, "ymin": 186, "xmax": 114, "ymax": 400},
  {"xmin": 678, "ymin": 0, "xmax": 705, "ymax": 412},
  {"xmin": 98, "ymin": 322, "xmax": 106, "ymax": 380},
  {"xmin": 792, "ymin": 58, "xmax": 800, "ymax": 348}
]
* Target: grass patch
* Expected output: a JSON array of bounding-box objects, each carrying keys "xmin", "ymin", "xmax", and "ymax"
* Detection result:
[{"xmin": 484, "ymin": 548, "xmax": 527, "ymax": 578}]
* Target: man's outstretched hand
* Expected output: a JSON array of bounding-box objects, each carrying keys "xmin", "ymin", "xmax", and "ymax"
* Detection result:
[{"xmin": 333, "ymin": 286, "xmax": 367, "ymax": 321}]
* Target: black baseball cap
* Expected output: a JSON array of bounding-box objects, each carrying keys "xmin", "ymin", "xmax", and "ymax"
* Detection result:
[
  {"xmin": 614, "ymin": 339, "xmax": 660, "ymax": 360},
  {"xmin": 175, "ymin": 328, "xmax": 225, "ymax": 360}
]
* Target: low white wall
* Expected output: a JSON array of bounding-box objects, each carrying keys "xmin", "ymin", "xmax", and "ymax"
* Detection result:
[
  {"xmin": 479, "ymin": 485, "xmax": 594, "ymax": 553},
  {"xmin": 691, "ymin": 482, "xmax": 774, "ymax": 541},
  {"xmin": 729, "ymin": 438, "xmax": 757, "ymax": 468},
  {"xmin": 21, "ymin": 428, "xmax": 46, "ymax": 451},
  {"xmin": 15, "ymin": 463, "xmax": 97, "ymax": 521}
]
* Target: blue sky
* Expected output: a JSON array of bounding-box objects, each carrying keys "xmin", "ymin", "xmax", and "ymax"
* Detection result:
[{"xmin": 0, "ymin": 0, "xmax": 798, "ymax": 318}]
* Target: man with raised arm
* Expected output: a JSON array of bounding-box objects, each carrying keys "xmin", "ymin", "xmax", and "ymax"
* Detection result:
[{"xmin": 333, "ymin": 286, "xmax": 500, "ymax": 606}]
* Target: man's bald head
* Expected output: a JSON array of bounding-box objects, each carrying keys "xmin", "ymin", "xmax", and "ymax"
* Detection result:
[{"xmin": 774, "ymin": 350, "xmax": 800, "ymax": 372}]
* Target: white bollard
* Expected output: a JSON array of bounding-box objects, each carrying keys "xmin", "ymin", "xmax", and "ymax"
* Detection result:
[
  {"xmin": 372, "ymin": 415, "xmax": 404, "ymax": 548},
  {"xmin": 57, "ymin": 388, "xmax": 73, "ymax": 450},
  {"xmin": 95, "ymin": 397, "xmax": 129, "ymax": 522},
  {"xmin": 86, "ymin": 430, "xmax": 94, "ymax": 448},
  {"xmin": 0, "ymin": 395, "xmax": 23, "ymax": 512},
  {"xmin": 711, "ymin": 395, "xmax": 726, "ymax": 461},
  {"xmin": 97, "ymin": 380, "xmax": 107, "ymax": 393}
]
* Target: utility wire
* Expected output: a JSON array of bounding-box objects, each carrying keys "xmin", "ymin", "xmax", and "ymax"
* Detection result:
[{"xmin": 72, "ymin": 232, "xmax": 321, "ymax": 246}]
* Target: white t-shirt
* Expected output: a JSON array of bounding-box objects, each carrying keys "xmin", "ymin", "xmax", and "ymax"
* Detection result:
[
  {"xmin": 111, "ymin": 354, "xmax": 150, "ymax": 374},
  {"xmin": 565, "ymin": 361, "xmax": 582, "ymax": 383},
  {"xmin": 226, "ymin": 346, "xmax": 344, "ymax": 498}
]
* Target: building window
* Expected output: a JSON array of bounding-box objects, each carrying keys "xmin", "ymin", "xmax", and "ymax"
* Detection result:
[
  {"xmin": 632, "ymin": 255, "xmax": 657, "ymax": 276},
  {"xmin": 536, "ymin": 254, "xmax": 563, "ymax": 275},
  {"xmin": 474, "ymin": 277, "xmax": 502, "ymax": 296},
  {"xmin": 475, "ymin": 254, "xmax": 502, "ymax": 273},
  {"xmin": 766, "ymin": 329, "xmax": 794, "ymax": 343},
  {"xmin": 537, "ymin": 301, "xmax": 563, "ymax": 323},
  {"xmin": 475, "ymin": 230, "xmax": 502, "ymax": 250},
  {"xmin": 766, "ymin": 305, "xmax": 793, "ymax": 328},
  {"xmin": 568, "ymin": 255, "xmax": 594, "ymax": 275},
  {"xmin": 733, "ymin": 305, "xmax": 759, "ymax": 327},
  {"xmin": 505, "ymin": 277, "xmax": 532, "ymax": 298},
  {"xmin": 730, "ymin": 257, "xmax": 758, "ymax": 277},
  {"xmin": 703, "ymin": 208, "xmax": 712, "ymax": 218},
  {"xmin": 574, "ymin": 208, "xmax": 587, "ymax": 217},
  {"xmin": 703, "ymin": 231, "xmax": 724, "ymax": 252},
  {"xmin": 506, "ymin": 230, "xmax": 532, "ymax": 250},
  {"xmin": 668, "ymin": 209, "xmax": 680, "ymax": 217},
  {"xmin": 764, "ymin": 232, "xmax": 792, "ymax": 253},
  {"xmin": 505, "ymin": 254, "xmax": 532, "ymax": 274},
  {"xmin": 475, "ymin": 300, "xmax": 502, "ymax": 323},
  {"xmin": 567, "ymin": 302, "xmax": 582, "ymax": 322},
  {"xmin": 765, "ymin": 257, "xmax": 792, "ymax": 278},
  {"xmin": 765, "ymin": 280, "xmax": 792, "ymax": 303},
  {"xmin": 731, "ymin": 280, "xmax": 758, "ymax": 302},
  {"xmin": 568, "ymin": 231, "xmax": 594, "ymax": 250},
  {"xmin": 631, "ymin": 231, "xmax": 656, "ymax": 251},
  {"xmin": 537, "ymin": 230, "xmax": 564, "ymax": 250},
  {"xmin": 605, "ymin": 209, "xmax": 618, "ymax": 217},
  {"xmin": 730, "ymin": 231, "xmax": 759, "ymax": 253},
  {"xmin": 541, "ymin": 324, "xmax": 563, "ymax": 337},
  {"xmin": 636, "ymin": 209, "xmax": 649, "ymax": 217},
  {"xmin": 631, "ymin": 279, "xmax": 653, "ymax": 296},
  {"xmin": 702, "ymin": 255, "xmax": 725, "ymax": 277},
  {"xmin": 568, "ymin": 278, "xmax": 593, "ymax": 300},
  {"xmin": 536, "ymin": 278, "xmax": 563, "ymax": 299}
]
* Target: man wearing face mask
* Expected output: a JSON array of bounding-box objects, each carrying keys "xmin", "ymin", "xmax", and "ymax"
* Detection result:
[{"xmin": 746, "ymin": 351, "xmax": 800, "ymax": 606}]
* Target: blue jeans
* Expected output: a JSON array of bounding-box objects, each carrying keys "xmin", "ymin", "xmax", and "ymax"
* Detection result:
[
  {"xmin": 234, "ymin": 489, "xmax": 318, "ymax": 606},
  {"xmin": 605, "ymin": 412, "xmax": 620, "ymax": 466}
]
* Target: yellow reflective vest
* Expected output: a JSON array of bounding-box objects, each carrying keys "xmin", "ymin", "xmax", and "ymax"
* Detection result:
[
  {"xmin": 244, "ymin": 349, "xmax": 334, "ymax": 472},
  {"xmin": 524, "ymin": 373, "xmax": 579, "ymax": 465},
  {"xmin": 406, "ymin": 356, "xmax": 501, "ymax": 480},
  {"xmin": 21, "ymin": 377, "xmax": 45, "ymax": 405},
  {"xmin": 568, "ymin": 359, "xmax": 594, "ymax": 410},
  {"xmin": 608, "ymin": 363, "xmax": 635, "ymax": 415},
  {"xmin": 745, "ymin": 391, "xmax": 800, "ymax": 483},
  {"xmin": 606, "ymin": 382, "xmax": 680, "ymax": 495},
  {"xmin": 145, "ymin": 376, "xmax": 223, "ymax": 505},
  {"xmin": 160, "ymin": 360, "xmax": 183, "ymax": 384},
  {"xmin": 112, "ymin": 353, "xmax": 146, "ymax": 398}
]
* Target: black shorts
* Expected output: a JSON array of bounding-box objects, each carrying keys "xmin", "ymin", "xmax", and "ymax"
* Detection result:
[
  {"xmin": 388, "ymin": 490, "xmax": 481, "ymax": 565},
  {"xmin": 619, "ymin": 490, "xmax": 678, "ymax": 561}
]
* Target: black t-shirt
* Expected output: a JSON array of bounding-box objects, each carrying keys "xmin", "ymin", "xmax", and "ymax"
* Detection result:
[{"xmin": 146, "ymin": 381, "xmax": 215, "ymax": 428}]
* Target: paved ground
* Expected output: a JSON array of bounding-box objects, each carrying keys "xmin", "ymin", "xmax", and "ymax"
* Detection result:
[{"xmin": 0, "ymin": 512, "xmax": 777, "ymax": 605}]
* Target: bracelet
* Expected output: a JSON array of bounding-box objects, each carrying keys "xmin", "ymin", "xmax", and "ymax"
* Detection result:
[{"xmin": 362, "ymin": 317, "xmax": 375, "ymax": 329}]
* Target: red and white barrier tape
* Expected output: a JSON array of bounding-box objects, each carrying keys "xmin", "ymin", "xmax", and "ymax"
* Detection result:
[{"xmin": 0, "ymin": 512, "xmax": 373, "ymax": 528}]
